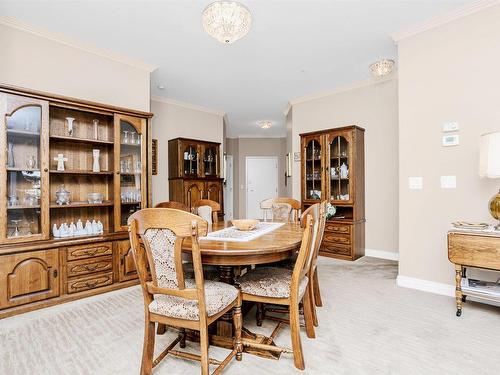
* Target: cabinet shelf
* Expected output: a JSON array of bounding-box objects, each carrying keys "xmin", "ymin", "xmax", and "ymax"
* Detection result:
[
  {"xmin": 120, "ymin": 201, "xmax": 141, "ymax": 205},
  {"xmin": 50, "ymin": 135, "xmax": 114, "ymax": 145},
  {"xmin": 121, "ymin": 143, "xmax": 141, "ymax": 148},
  {"xmin": 7, "ymin": 205, "xmax": 41, "ymax": 210},
  {"xmin": 7, "ymin": 129, "xmax": 40, "ymax": 138},
  {"xmin": 6, "ymin": 168, "xmax": 40, "ymax": 173},
  {"xmin": 50, "ymin": 170, "xmax": 113, "ymax": 175},
  {"xmin": 50, "ymin": 201, "xmax": 113, "ymax": 209}
]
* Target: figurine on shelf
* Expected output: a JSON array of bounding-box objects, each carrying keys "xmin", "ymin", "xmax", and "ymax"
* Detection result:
[
  {"xmin": 91, "ymin": 220, "xmax": 98, "ymax": 234},
  {"xmin": 340, "ymin": 162, "xmax": 349, "ymax": 178},
  {"xmin": 85, "ymin": 220, "xmax": 92, "ymax": 235},
  {"xmin": 93, "ymin": 119, "xmax": 99, "ymax": 140},
  {"xmin": 52, "ymin": 224, "xmax": 60, "ymax": 238},
  {"xmin": 25, "ymin": 155, "xmax": 37, "ymax": 170},
  {"xmin": 97, "ymin": 220, "xmax": 103, "ymax": 234},
  {"xmin": 54, "ymin": 154, "xmax": 68, "ymax": 171},
  {"xmin": 92, "ymin": 149, "xmax": 100, "ymax": 172},
  {"xmin": 69, "ymin": 222, "xmax": 76, "ymax": 236},
  {"xmin": 7, "ymin": 142, "xmax": 14, "ymax": 168},
  {"xmin": 66, "ymin": 117, "xmax": 75, "ymax": 137}
]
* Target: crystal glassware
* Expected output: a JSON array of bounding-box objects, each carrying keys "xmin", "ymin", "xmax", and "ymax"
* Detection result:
[
  {"xmin": 122, "ymin": 131, "xmax": 129, "ymax": 144},
  {"xmin": 11, "ymin": 219, "xmax": 22, "ymax": 237},
  {"xmin": 130, "ymin": 131, "xmax": 137, "ymax": 145}
]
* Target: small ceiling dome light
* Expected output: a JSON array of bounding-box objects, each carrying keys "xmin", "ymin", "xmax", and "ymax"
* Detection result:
[
  {"xmin": 259, "ymin": 121, "xmax": 272, "ymax": 129},
  {"xmin": 202, "ymin": 1, "xmax": 252, "ymax": 44},
  {"xmin": 157, "ymin": 85, "xmax": 165, "ymax": 90},
  {"xmin": 369, "ymin": 59, "xmax": 395, "ymax": 77}
]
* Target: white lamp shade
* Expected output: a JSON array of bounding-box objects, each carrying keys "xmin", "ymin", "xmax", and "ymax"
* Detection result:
[{"xmin": 479, "ymin": 131, "xmax": 500, "ymax": 178}]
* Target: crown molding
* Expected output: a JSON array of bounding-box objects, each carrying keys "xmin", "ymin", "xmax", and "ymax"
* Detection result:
[
  {"xmin": 283, "ymin": 102, "xmax": 292, "ymax": 117},
  {"xmin": 287, "ymin": 75, "xmax": 397, "ymax": 108},
  {"xmin": 226, "ymin": 134, "xmax": 286, "ymax": 139},
  {"xmin": 0, "ymin": 16, "xmax": 157, "ymax": 72},
  {"xmin": 391, "ymin": 0, "xmax": 500, "ymax": 42},
  {"xmin": 151, "ymin": 96, "xmax": 225, "ymax": 117}
]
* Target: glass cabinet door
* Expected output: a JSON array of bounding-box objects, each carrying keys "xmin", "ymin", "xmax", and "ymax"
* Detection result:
[
  {"xmin": 203, "ymin": 145, "xmax": 218, "ymax": 177},
  {"xmin": 328, "ymin": 133, "xmax": 352, "ymax": 203},
  {"xmin": 1, "ymin": 93, "xmax": 49, "ymax": 242},
  {"xmin": 115, "ymin": 114, "xmax": 146, "ymax": 230},
  {"xmin": 303, "ymin": 136, "xmax": 323, "ymax": 201},
  {"xmin": 182, "ymin": 143, "xmax": 199, "ymax": 177}
]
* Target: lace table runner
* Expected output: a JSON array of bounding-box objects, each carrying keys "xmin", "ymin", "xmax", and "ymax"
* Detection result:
[{"xmin": 200, "ymin": 222, "xmax": 285, "ymax": 242}]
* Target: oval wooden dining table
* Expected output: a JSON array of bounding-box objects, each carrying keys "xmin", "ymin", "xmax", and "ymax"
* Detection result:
[{"xmin": 181, "ymin": 220, "xmax": 304, "ymax": 360}]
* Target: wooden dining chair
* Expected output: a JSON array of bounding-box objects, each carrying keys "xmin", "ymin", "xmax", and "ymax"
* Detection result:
[
  {"xmin": 236, "ymin": 212, "xmax": 318, "ymax": 370},
  {"xmin": 194, "ymin": 199, "xmax": 221, "ymax": 223},
  {"xmin": 262, "ymin": 202, "xmax": 327, "ymax": 328},
  {"xmin": 128, "ymin": 208, "xmax": 242, "ymax": 375},
  {"xmin": 154, "ymin": 201, "xmax": 190, "ymax": 212},
  {"xmin": 260, "ymin": 197, "xmax": 301, "ymax": 222}
]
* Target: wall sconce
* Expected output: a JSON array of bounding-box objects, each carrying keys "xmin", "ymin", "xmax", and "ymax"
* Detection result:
[{"xmin": 285, "ymin": 153, "xmax": 292, "ymax": 186}]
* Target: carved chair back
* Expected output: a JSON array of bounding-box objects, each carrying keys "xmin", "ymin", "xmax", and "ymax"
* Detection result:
[
  {"xmin": 194, "ymin": 199, "xmax": 221, "ymax": 223},
  {"xmin": 272, "ymin": 202, "xmax": 292, "ymax": 221},
  {"xmin": 261, "ymin": 197, "xmax": 301, "ymax": 221},
  {"xmin": 301, "ymin": 201, "xmax": 327, "ymax": 278},
  {"xmin": 154, "ymin": 201, "xmax": 190, "ymax": 212},
  {"xmin": 291, "ymin": 210, "xmax": 317, "ymax": 300},
  {"xmin": 128, "ymin": 208, "xmax": 209, "ymax": 319}
]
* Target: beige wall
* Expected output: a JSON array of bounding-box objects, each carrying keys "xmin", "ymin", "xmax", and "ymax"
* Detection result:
[
  {"xmin": 226, "ymin": 137, "xmax": 287, "ymax": 218},
  {"xmin": 397, "ymin": 5, "xmax": 500, "ymax": 286},
  {"xmin": 0, "ymin": 23, "xmax": 151, "ymax": 112},
  {"xmin": 151, "ymin": 99, "xmax": 224, "ymax": 205},
  {"xmin": 291, "ymin": 79, "xmax": 399, "ymax": 254}
]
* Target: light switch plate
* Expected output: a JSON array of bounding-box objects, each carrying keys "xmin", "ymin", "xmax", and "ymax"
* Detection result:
[
  {"xmin": 442, "ymin": 134, "xmax": 459, "ymax": 147},
  {"xmin": 409, "ymin": 177, "xmax": 423, "ymax": 190},
  {"xmin": 441, "ymin": 175, "xmax": 456, "ymax": 189},
  {"xmin": 443, "ymin": 122, "xmax": 459, "ymax": 132}
]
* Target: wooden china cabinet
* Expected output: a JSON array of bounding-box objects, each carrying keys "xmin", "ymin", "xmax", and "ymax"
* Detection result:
[
  {"xmin": 300, "ymin": 125, "xmax": 365, "ymax": 260},
  {"xmin": 168, "ymin": 137, "xmax": 223, "ymax": 217},
  {"xmin": 0, "ymin": 84, "xmax": 152, "ymax": 318}
]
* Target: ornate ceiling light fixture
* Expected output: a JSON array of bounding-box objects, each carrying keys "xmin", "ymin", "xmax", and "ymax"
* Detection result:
[
  {"xmin": 202, "ymin": 1, "xmax": 252, "ymax": 44},
  {"xmin": 369, "ymin": 59, "xmax": 395, "ymax": 77},
  {"xmin": 259, "ymin": 121, "xmax": 272, "ymax": 129}
]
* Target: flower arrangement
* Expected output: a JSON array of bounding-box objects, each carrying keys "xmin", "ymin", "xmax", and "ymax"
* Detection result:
[{"xmin": 325, "ymin": 203, "xmax": 337, "ymax": 220}]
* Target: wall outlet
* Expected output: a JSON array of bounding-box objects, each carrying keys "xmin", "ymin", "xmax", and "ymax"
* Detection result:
[
  {"xmin": 409, "ymin": 177, "xmax": 423, "ymax": 190},
  {"xmin": 442, "ymin": 134, "xmax": 459, "ymax": 147},
  {"xmin": 440, "ymin": 175, "xmax": 456, "ymax": 189},
  {"xmin": 442, "ymin": 122, "xmax": 459, "ymax": 132}
]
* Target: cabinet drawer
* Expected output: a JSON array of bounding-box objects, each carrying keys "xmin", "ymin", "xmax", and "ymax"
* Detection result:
[
  {"xmin": 323, "ymin": 233, "xmax": 351, "ymax": 245},
  {"xmin": 325, "ymin": 223, "xmax": 350, "ymax": 234},
  {"xmin": 67, "ymin": 242, "xmax": 113, "ymax": 261},
  {"xmin": 67, "ymin": 272, "xmax": 113, "ymax": 294},
  {"xmin": 320, "ymin": 243, "xmax": 352, "ymax": 257},
  {"xmin": 67, "ymin": 256, "xmax": 113, "ymax": 278}
]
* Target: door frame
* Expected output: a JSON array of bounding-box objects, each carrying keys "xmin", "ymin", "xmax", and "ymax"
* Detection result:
[
  {"xmin": 245, "ymin": 156, "xmax": 279, "ymax": 219},
  {"xmin": 224, "ymin": 155, "xmax": 234, "ymax": 220}
]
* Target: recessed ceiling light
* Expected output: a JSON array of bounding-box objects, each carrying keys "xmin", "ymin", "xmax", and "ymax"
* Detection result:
[
  {"xmin": 157, "ymin": 85, "xmax": 165, "ymax": 90},
  {"xmin": 258, "ymin": 121, "xmax": 272, "ymax": 129}
]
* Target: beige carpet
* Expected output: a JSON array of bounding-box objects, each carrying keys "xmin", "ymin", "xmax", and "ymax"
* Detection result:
[{"xmin": 1, "ymin": 257, "xmax": 499, "ymax": 375}]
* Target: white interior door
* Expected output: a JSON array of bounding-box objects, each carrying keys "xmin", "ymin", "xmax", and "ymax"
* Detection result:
[
  {"xmin": 223, "ymin": 155, "xmax": 234, "ymax": 220},
  {"xmin": 246, "ymin": 157, "xmax": 278, "ymax": 219}
]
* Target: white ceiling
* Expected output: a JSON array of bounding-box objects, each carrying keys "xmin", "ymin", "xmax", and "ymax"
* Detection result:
[{"xmin": 0, "ymin": 0, "xmax": 471, "ymax": 137}]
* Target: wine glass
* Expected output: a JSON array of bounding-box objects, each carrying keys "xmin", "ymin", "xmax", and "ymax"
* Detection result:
[
  {"xmin": 130, "ymin": 131, "xmax": 137, "ymax": 145},
  {"xmin": 11, "ymin": 219, "xmax": 22, "ymax": 237}
]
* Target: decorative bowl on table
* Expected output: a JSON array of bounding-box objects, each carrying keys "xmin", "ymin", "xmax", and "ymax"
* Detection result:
[
  {"xmin": 231, "ymin": 219, "xmax": 259, "ymax": 231},
  {"xmin": 87, "ymin": 192, "xmax": 104, "ymax": 204}
]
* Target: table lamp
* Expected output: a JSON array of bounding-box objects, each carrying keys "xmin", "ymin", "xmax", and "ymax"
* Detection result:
[{"xmin": 479, "ymin": 130, "xmax": 500, "ymax": 228}]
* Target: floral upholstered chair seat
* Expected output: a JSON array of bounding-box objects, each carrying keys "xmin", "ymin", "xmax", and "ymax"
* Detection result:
[
  {"xmin": 149, "ymin": 279, "xmax": 238, "ymax": 320},
  {"xmin": 237, "ymin": 267, "xmax": 308, "ymax": 298}
]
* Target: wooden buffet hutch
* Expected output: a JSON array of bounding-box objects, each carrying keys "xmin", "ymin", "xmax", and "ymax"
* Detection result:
[
  {"xmin": 168, "ymin": 137, "xmax": 224, "ymax": 217},
  {"xmin": 300, "ymin": 125, "xmax": 365, "ymax": 260},
  {"xmin": 0, "ymin": 85, "xmax": 152, "ymax": 318}
]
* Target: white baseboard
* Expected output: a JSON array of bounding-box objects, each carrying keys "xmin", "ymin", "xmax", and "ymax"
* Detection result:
[
  {"xmin": 365, "ymin": 248, "xmax": 399, "ymax": 261},
  {"xmin": 396, "ymin": 275, "xmax": 455, "ymax": 297}
]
